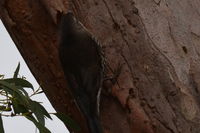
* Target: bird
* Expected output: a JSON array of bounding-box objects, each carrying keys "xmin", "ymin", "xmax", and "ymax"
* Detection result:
[{"xmin": 58, "ymin": 12, "xmax": 103, "ymax": 133}]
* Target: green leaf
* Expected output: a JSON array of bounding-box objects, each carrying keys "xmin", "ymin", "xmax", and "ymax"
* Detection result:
[
  {"xmin": 0, "ymin": 81, "xmax": 29, "ymax": 104},
  {"xmin": 3, "ymin": 78, "xmax": 34, "ymax": 90},
  {"xmin": 17, "ymin": 87, "xmax": 29, "ymax": 97},
  {"xmin": 54, "ymin": 113, "xmax": 80, "ymax": 131},
  {"xmin": 12, "ymin": 98, "xmax": 29, "ymax": 114},
  {"xmin": 29, "ymin": 101, "xmax": 52, "ymax": 125},
  {"xmin": 13, "ymin": 63, "xmax": 20, "ymax": 78},
  {"xmin": 25, "ymin": 115, "xmax": 51, "ymax": 133},
  {"xmin": 0, "ymin": 115, "xmax": 5, "ymax": 133},
  {"xmin": 1, "ymin": 78, "xmax": 31, "ymax": 97},
  {"xmin": 0, "ymin": 80, "xmax": 26, "ymax": 96}
]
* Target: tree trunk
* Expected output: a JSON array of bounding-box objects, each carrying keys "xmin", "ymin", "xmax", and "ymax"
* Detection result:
[{"xmin": 1, "ymin": 0, "xmax": 200, "ymax": 133}]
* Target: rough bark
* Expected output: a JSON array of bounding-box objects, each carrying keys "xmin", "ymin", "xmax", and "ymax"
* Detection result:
[{"xmin": 1, "ymin": 0, "xmax": 200, "ymax": 133}]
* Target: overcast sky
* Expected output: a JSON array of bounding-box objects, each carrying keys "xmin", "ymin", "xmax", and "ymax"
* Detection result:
[{"xmin": 0, "ymin": 20, "xmax": 68, "ymax": 133}]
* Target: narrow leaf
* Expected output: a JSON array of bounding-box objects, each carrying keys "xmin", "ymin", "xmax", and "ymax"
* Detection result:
[
  {"xmin": 54, "ymin": 113, "xmax": 80, "ymax": 131},
  {"xmin": 25, "ymin": 115, "xmax": 51, "ymax": 133},
  {"xmin": 0, "ymin": 115, "xmax": 5, "ymax": 133},
  {"xmin": 3, "ymin": 78, "xmax": 34, "ymax": 90},
  {"xmin": 18, "ymin": 87, "xmax": 29, "ymax": 97},
  {"xmin": 12, "ymin": 99, "xmax": 29, "ymax": 114},
  {"xmin": 0, "ymin": 81, "xmax": 29, "ymax": 104},
  {"xmin": 13, "ymin": 63, "xmax": 20, "ymax": 78},
  {"xmin": 0, "ymin": 79, "xmax": 32, "ymax": 97},
  {"xmin": 29, "ymin": 101, "xmax": 52, "ymax": 125}
]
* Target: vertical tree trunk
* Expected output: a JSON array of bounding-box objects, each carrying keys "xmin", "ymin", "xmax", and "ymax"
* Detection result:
[{"xmin": 1, "ymin": 0, "xmax": 200, "ymax": 133}]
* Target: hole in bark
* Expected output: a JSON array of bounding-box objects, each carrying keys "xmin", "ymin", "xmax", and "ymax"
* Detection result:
[
  {"xmin": 129, "ymin": 88, "xmax": 136, "ymax": 98},
  {"xmin": 126, "ymin": 18, "xmax": 137, "ymax": 28},
  {"xmin": 113, "ymin": 23, "xmax": 120, "ymax": 31},
  {"xmin": 132, "ymin": 7, "xmax": 139, "ymax": 14},
  {"xmin": 182, "ymin": 46, "xmax": 187, "ymax": 54},
  {"xmin": 129, "ymin": 88, "xmax": 134, "ymax": 94},
  {"xmin": 94, "ymin": 2, "xmax": 98, "ymax": 5}
]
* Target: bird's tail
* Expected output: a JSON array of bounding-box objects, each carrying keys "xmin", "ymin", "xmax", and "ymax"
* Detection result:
[{"xmin": 87, "ymin": 116, "xmax": 103, "ymax": 133}]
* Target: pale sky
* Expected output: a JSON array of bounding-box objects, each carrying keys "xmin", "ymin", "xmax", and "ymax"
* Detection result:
[{"xmin": 0, "ymin": 20, "xmax": 68, "ymax": 133}]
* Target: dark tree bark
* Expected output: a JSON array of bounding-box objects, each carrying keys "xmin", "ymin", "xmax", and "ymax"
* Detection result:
[{"xmin": 1, "ymin": 0, "xmax": 200, "ymax": 133}]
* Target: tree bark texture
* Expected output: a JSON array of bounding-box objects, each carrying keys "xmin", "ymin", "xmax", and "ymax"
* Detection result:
[{"xmin": 1, "ymin": 0, "xmax": 200, "ymax": 133}]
